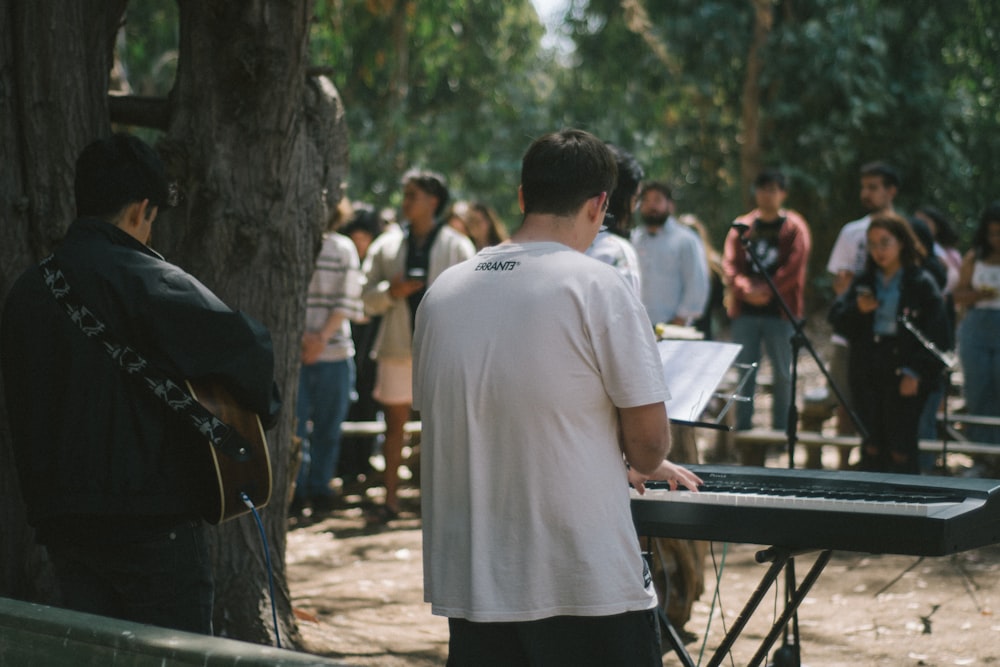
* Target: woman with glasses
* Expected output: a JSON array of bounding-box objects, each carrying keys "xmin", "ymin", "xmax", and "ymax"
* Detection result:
[{"xmin": 829, "ymin": 212, "xmax": 951, "ymax": 473}]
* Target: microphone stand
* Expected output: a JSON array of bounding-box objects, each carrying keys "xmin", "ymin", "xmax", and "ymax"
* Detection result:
[
  {"xmin": 733, "ymin": 222, "xmax": 870, "ymax": 667},
  {"xmin": 898, "ymin": 314, "xmax": 958, "ymax": 474},
  {"xmin": 733, "ymin": 222, "xmax": 870, "ymax": 465}
]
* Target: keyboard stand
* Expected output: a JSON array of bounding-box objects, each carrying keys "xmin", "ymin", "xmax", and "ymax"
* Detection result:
[{"xmin": 656, "ymin": 545, "xmax": 833, "ymax": 667}]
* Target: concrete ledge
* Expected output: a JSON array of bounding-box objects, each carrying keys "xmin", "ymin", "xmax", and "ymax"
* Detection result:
[{"xmin": 0, "ymin": 597, "xmax": 351, "ymax": 666}]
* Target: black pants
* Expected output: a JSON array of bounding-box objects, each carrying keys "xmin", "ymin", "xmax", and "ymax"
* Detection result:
[
  {"xmin": 853, "ymin": 339, "xmax": 928, "ymax": 474},
  {"xmin": 47, "ymin": 519, "xmax": 214, "ymax": 634},
  {"xmin": 447, "ymin": 610, "xmax": 662, "ymax": 667}
]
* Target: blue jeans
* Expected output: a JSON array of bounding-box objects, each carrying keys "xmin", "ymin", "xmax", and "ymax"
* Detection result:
[
  {"xmin": 731, "ymin": 315, "xmax": 794, "ymax": 431},
  {"xmin": 958, "ymin": 309, "xmax": 1000, "ymax": 444},
  {"xmin": 918, "ymin": 387, "xmax": 945, "ymax": 472},
  {"xmin": 296, "ymin": 358, "xmax": 355, "ymax": 499}
]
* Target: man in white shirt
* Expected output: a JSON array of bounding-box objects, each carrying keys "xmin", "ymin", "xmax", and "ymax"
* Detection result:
[
  {"xmin": 631, "ymin": 182, "xmax": 710, "ymax": 328},
  {"xmin": 413, "ymin": 129, "xmax": 700, "ymax": 666},
  {"xmin": 826, "ymin": 161, "xmax": 900, "ymax": 461}
]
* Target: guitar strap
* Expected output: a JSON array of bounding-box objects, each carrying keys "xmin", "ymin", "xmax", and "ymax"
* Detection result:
[{"xmin": 38, "ymin": 253, "xmax": 252, "ymax": 462}]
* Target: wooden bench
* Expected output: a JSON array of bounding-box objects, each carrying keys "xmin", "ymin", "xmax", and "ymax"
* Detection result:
[
  {"xmin": 733, "ymin": 428, "xmax": 1000, "ymax": 467},
  {"xmin": 0, "ymin": 596, "xmax": 348, "ymax": 666},
  {"xmin": 340, "ymin": 420, "xmax": 422, "ymax": 437}
]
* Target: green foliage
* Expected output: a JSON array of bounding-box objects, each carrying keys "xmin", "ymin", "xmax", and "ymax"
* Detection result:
[
  {"xmin": 310, "ymin": 0, "xmax": 549, "ymax": 225},
  {"xmin": 553, "ymin": 0, "xmax": 1000, "ymax": 302},
  {"xmin": 115, "ymin": 0, "xmax": 999, "ymax": 269},
  {"xmin": 118, "ymin": 0, "xmax": 179, "ymax": 96}
]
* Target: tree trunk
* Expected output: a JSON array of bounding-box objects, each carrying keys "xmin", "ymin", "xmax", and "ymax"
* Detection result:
[
  {"xmin": 739, "ymin": 0, "xmax": 773, "ymax": 208},
  {"xmin": 153, "ymin": 0, "xmax": 347, "ymax": 646},
  {"xmin": 1, "ymin": 0, "xmax": 347, "ymax": 648},
  {"xmin": 1, "ymin": 0, "xmax": 127, "ymax": 604}
]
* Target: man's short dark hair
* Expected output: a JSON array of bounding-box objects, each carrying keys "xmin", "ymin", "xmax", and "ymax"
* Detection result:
[
  {"xmin": 74, "ymin": 133, "xmax": 172, "ymax": 218},
  {"xmin": 860, "ymin": 161, "xmax": 901, "ymax": 190},
  {"xmin": 520, "ymin": 129, "xmax": 617, "ymax": 217},
  {"xmin": 342, "ymin": 203, "xmax": 385, "ymax": 239},
  {"xmin": 640, "ymin": 181, "xmax": 673, "ymax": 201},
  {"xmin": 402, "ymin": 168, "xmax": 450, "ymax": 217},
  {"xmin": 753, "ymin": 168, "xmax": 787, "ymax": 191}
]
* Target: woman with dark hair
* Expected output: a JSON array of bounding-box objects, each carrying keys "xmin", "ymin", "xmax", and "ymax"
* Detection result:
[
  {"xmin": 915, "ymin": 205, "xmax": 963, "ymax": 281},
  {"xmin": 953, "ymin": 201, "xmax": 1000, "ymax": 445},
  {"xmin": 465, "ymin": 202, "xmax": 509, "ymax": 249},
  {"xmin": 829, "ymin": 212, "xmax": 950, "ymax": 473}
]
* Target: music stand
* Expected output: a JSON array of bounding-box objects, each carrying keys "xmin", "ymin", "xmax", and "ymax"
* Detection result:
[
  {"xmin": 658, "ymin": 339, "xmax": 748, "ymax": 430},
  {"xmin": 648, "ymin": 339, "xmax": 747, "ymax": 665}
]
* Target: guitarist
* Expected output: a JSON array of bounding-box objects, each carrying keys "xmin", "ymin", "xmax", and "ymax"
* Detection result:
[{"xmin": 1, "ymin": 134, "xmax": 281, "ymax": 635}]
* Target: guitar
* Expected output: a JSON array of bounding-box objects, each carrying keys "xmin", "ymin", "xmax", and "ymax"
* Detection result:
[{"xmin": 186, "ymin": 380, "xmax": 272, "ymax": 524}]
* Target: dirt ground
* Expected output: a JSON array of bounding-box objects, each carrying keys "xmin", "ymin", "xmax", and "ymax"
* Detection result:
[
  {"xmin": 286, "ymin": 473, "xmax": 1000, "ymax": 667},
  {"xmin": 286, "ymin": 321, "xmax": 1000, "ymax": 666}
]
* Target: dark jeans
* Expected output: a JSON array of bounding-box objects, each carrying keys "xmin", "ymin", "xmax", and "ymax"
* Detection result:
[
  {"xmin": 447, "ymin": 610, "xmax": 662, "ymax": 667},
  {"xmin": 47, "ymin": 519, "xmax": 214, "ymax": 634},
  {"xmin": 854, "ymin": 338, "xmax": 928, "ymax": 474}
]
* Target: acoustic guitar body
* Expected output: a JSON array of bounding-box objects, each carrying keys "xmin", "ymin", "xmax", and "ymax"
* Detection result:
[{"xmin": 186, "ymin": 380, "xmax": 272, "ymax": 524}]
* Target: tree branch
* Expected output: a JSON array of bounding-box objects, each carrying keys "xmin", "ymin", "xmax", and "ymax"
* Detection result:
[{"xmin": 108, "ymin": 94, "xmax": 171, "ymax": 130}]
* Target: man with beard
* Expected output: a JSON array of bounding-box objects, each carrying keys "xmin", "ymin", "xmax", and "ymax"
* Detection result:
[{"xmin": 630, "ymin": 182, "xmax": 709, "ymax": 328}]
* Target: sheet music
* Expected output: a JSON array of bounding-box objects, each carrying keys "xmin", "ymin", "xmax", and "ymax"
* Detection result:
[{"xmin": 658, "ymin": 339, "xmax": 742, "ymax": 424}]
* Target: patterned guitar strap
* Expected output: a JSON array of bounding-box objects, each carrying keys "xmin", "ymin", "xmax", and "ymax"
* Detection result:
[{"xmin": 38, "ymin": 254, "xmax": 252, "ymax": 462}]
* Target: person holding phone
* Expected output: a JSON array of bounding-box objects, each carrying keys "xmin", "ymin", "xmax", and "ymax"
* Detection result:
[
  {"xmin": 361, "ymin": 169, "xmax": 475, "ymax": 522},
  {"xmin": 828, "ymin": 213, "xmax": 950, "ymax": 473}
]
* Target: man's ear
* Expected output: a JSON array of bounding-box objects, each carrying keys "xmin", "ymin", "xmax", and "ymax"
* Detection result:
[
  {"xmin": 589, "ymin": 192, "xmax": 608, "ymax": 223},
  {"xmin": 132, "ymin": 199, "xmax": 151, "ymax": 226},
  {"xmin": 518, "ymin": 186, "xmax": 525, "ymax": 213}
]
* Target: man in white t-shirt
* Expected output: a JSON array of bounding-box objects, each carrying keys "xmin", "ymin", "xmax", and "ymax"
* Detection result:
[
  {"xmin": 413, "ymin": 129, "xmax": 701, "ymax": 666},
  {"xmin": 826, "ymin": 161, "xmax": 899, "ymax": 462}
]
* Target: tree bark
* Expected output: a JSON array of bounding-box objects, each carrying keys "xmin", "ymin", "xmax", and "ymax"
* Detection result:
[
  {"xmin": 1, "ymin": 0, "xmax": 347, "ymax": 648},
  {"xmin": 1, "ymin": 0, "xmax": 126, "ymax": 605},
  {"xmin": 154, "ymin": 0, "xmax": 347, "ymax": 645},
  {"xmin": 739, "ymin": 0, "xmax": 774, "ymax": 208}
]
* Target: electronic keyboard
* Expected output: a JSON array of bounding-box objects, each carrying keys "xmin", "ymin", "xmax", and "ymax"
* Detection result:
[{"xmin": 631, "ymin": 464, "xmax": 1000, "ymax": 556}]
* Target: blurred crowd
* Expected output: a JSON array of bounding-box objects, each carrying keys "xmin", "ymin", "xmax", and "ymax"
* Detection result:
[{"xmin": 291, "ymin": 155, "xmax": 1000, "ymax": 522}]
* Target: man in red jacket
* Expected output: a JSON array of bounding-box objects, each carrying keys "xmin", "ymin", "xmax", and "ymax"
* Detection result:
[{"xmin": 723, "ymin": 168, "xmax": 812, "ymax": 433}]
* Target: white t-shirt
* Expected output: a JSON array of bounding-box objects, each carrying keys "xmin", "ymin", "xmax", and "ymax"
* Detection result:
[
  {"xmin": 586, "ymin": 230, "xmax": 642, "ymax": 295},
  {"xmin": 826, "ymin": 215, "xmax": 870, "ymax": 345},
  {"xmin": 413, "ymin": 241, "xmax": 670, "ymax": 622},
  {"xmin": 972, "ymin": 261, "xmax": 1000, "ymax": 309},
  {"xmin": 826, "ymin": 215, "xmax": 871, "ymax": 277}
]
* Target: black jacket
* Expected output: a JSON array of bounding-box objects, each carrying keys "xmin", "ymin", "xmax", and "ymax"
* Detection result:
[
  {"xmin": 828, "ymin": 265, "xmax": 951, "ymax": 386},
  {"xmin": 1, "ymin": 218, "xmax": 280, "ymax": 542}
]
